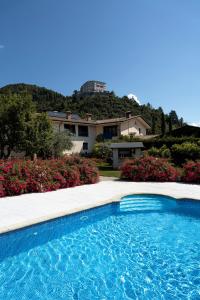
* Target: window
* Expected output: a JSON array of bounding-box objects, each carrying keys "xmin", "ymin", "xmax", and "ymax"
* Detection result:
[
  {"xmin": 78, "ymin": 125, "xmax": 88, "ymax": 137},
  {"xmin": 118, "ymin": 149, "xmax": 131, "ymax": 158},
  {"xmin": 103, "ymin": 126, "xmax": 118, "ymax": 139},
  {"xmin": 83, "ymin": 142, "xmax": 88, "ymax": 151},
  {"xmin": 118, "ymin": 148, "xmax": 135, "ymax": 158},
  {"xmin": 64, "ymin": 124, "xmax": 76, "ymax": 135},
  {"xmin": 139, "ymin": 128, "xmax": 141, "ymax": 134}
]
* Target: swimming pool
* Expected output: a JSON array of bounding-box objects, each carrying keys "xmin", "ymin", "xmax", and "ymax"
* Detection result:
[{"xmin": 0, "ymin": 194, "xmax": 200, "ymax": 299}]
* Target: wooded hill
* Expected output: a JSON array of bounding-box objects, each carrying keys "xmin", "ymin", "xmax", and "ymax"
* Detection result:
[{"xmin": 0, "ymin": 83, "xmax": 184, "ymax": 134}]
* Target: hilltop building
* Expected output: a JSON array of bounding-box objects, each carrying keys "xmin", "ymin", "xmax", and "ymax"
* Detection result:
[
  {"xmin": 48, "ymin": 111, "xmax": 150, "ymax": 154},
  {"xmin": 80, "ymin": 81, "xmax": 107, "ymax": 94}
]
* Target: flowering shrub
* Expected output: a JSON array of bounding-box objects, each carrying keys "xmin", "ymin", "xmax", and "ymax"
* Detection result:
[
  {"xmin": 120, "ymin": 156, "xmax": 180, "ymax": 182},
  {"xmin": 0, "ymin": 156, "xmax": 99, "ymax": 197},
  {"xmin": 182, "ymin": 161, "xmax": 200, "ymax": 183}
]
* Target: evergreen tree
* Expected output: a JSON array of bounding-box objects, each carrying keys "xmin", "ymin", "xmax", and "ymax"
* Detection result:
[
  {"xmin": 168, "ymin": 116, "xmax": 173, "ymax": 134},
  {"xmin": 169, "ymin": 110, "xmax": 180, "ymax": 128},
  {"xmin": 151, "ymin": 115, "xmax": 156, "ymax": 134},
  {"xmin": 161, "ymin": 111, "xmax": 166, "ymax": 136}
]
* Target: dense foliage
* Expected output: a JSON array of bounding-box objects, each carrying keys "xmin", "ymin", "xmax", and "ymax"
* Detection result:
[
  {"xmin": 0, "ymin": 94, "xmax": 35, "ymax": 158},
  {"xmin": 146, "ymin": 142, "xmax": 200, "ymax": 166},
  {"xmin": 0, "ymin": 156, "xmax": 99, "ymax": 197},
  {"xmin": 182, "ymin": 161, "xmax": 200, "ymax": 184},
  {"xmin": 171, "ymin": 143, "xmax": 200, "ymax": 165},
  {"xmin": 119, "ymin": 135, "xmax": 200, "ymax": 149},
  {"xmin": 0, "ymin": 94, "xmax": 72, "ymax": 158},
  {"xmin": 147, "ymin": 145, "xmax": 171, "ymax": 158},
  {"xmin": 120, "ymin": 156, "xmax": 180, "ymax": 182},
  {"xmin": 50, "ymin": 132, "xmax": 73, "ymax": 158},
  {"xmin": 92, "ymin": 142, "xmax": 112, "ymax": 160},
  {"xmin": 165, "ymin": 125, "xmax": 200, "ymax": 138},
  {"xmin": 0, "ymin": 83, "xmax": 184, "ymax": 134}
]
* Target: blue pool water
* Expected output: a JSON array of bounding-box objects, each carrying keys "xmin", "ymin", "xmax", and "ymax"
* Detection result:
[{"xmin": 0, "ymin": 195, "xmax": 200, "ymax": 300}]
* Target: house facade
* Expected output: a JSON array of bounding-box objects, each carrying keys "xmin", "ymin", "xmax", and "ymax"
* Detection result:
[
  {"xmin": 48, "ymin": 111, "xmax": 151, "ymax": 154},
  {"xmin": 80, "ymin": 80, "xmax": 106, "ymax": 94}
]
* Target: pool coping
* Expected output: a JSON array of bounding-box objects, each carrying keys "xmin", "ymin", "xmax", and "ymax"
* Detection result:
[{"xmin": 0, "ymin": 181, "xmax": 200, "ymax": 234}]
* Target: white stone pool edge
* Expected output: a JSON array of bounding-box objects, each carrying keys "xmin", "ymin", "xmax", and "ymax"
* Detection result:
[{"xmin": 0, "ymin": 180, "xmax": 200, "ymax": 234}]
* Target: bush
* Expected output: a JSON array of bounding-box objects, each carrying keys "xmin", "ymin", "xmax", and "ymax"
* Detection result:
[
  {"xmin": 171, "ymin": 143, "xmax": 200, "ymax": 165},
  {"xmin": 92, "ymin": 143, "xmax": 112, "ymax": 160},
  {"xmin": 96, "ymin": 134, "xmax": 105, "ymax": 143},
  {"xmin": 50, "ymin": 131, "xmax": 73, "ymax": 157},
  {"xmin": 182, "ymin": 161, "xmax": 200, "ymax": 183},
  {"xmin": 147, "ymin": 145, "xmax": 171, "ymax": 158},
  {"xmin": 120, "ymin": 156, "xmax": 180, "ymax": 182},
  {"xmin": 147, "ymin": 146, "xmax": 161, "ymax": 157},
  {"xmin": 0, "ymin": 156, "xmax": 99, "ymax": 197}
]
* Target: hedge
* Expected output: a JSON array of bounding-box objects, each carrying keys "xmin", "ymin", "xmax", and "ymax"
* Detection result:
[
  {"xmin": 182, "ymin": 161, "xmax": 200, "ymax": 184},
  {"xmin": 0, "ymin": 156, "xmax": 99, "ymax": 197},
  {"xmin": 120, "ymin": 156, "xmax": 180, "ymax": 182}
]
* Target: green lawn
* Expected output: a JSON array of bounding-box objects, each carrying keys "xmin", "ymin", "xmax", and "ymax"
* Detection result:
[{"xmin": 97, "ymin": 162, "xmax": 121, "ymax": 178}]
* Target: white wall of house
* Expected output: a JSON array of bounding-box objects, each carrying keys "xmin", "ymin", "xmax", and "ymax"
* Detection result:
[
  {"xmin": 51, "ymin": 118, "xmax": 148, "ymax": 154},
  {"xmin": 58, "ymin": 123, "xmax": 96, "ymax": 154},
  {"xmin": 120, "ymin": 119, "xmax": 146, "ymax": 136}
]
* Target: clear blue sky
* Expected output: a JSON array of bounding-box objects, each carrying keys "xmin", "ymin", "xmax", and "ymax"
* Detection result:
[{"xmin": 0, "ymin": 0, "xmax": 200, "ymax": 124}]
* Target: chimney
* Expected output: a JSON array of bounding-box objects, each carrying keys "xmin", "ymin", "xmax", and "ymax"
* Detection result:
[
  {"xmin": 66, "ymin": 111, "xmax": 72, "ymax": 120},
  {"xmin": 86, "ymin": 113, "xmax": 92, "ymax": 121},
  {"xmin": 125, "ymin": 111, "xmax": 132, "ymax": 118}
]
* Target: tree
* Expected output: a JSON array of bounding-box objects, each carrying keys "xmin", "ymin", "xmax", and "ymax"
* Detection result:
[
  {"xmin": 161, "ymin": 111, "xmax": 166, "ymax": 136},
  {"xmin": 179, "ymin": 117, "xmax": 184, "ymax": 127},
  {"xmin": 24, "ymin": 113, "xmax": 53, "ymax": 158},
  {"xmin": 169, "ymin": 110, "xmax": 180, "ymax": 128},
  {"xmin": 50, "ymin": 131, "xmax": 72, "ymax": 157},
  {"xmin": 0, "ymin": 94, "xmax": 35, "ymax": 158},
  {"xmin": 92, "ymin": 142, "xmax": 112, "ymax": 160},
  {"xmin": 169, "ymin": 116, "xmax": 173, "ymax": 133},
  {"xmin": 151, "ymin": 115, "xmax": 156, "ymax": 134},
  {"xmin": 0, "ymin": 94, "xmax": 56, "ymax": 159},
  {"xmin": 167, "ymin": 115, "xmax": 173, "ymax": 134}
]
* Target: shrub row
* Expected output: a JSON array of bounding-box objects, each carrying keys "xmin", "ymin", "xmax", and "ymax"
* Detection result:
[
  {"xmin": 120, "ymin": 156, "xmax": 200, "ymax": 183},
  {"xmin": 0, "ymin": 156, "xmax": 99, "ymax": 197},
  {"xmin": 146, "ymin": 142, "xmax": 200, "ymax": 166}
]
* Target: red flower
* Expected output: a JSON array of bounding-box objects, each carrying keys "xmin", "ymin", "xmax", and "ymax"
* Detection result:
[
  {"xmin": 120, "ymin": 156, "xmax": 180, "ymax": 182},
  {"xmin": 0, "ymin": 156, "xmax": 99, "ymax": 197}
]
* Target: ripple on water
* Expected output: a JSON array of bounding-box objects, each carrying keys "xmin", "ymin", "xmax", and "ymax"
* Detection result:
[{"xmin": 0, "ymin": 199, "xmax": 200, "ymax": 299}]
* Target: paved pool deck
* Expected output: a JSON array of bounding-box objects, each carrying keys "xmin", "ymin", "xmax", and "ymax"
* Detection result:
[{"xmin": 0, "ymin": 179, "xmax": 200, "ymax": 234}]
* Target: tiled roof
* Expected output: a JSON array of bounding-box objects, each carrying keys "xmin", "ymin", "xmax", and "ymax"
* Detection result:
[
  {"xmin": 95, "ymin": 116, "xmax": 140, "ymax": 124},
  {"xmin": 47, "ymin": 111, "xmax": 81, "ymax": 120},
  {"xmin": 48, "ymin": 111, "xmax": 151, "ymax": 128}
]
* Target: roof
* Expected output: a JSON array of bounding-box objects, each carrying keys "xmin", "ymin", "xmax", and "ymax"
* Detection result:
[
  {"xmin": 81, "ymin": 80, "xmax": 106, "ymax": 85},
  {"xmin": 110, "ymin": 142, "xmax": 144, "ymax": 149},
  {"xmin": 165, "ymin": 125, "xmax": 200, "ymax": 138},
  {"xmin": 47, "ymin": 111, "xmax": 80, "ymax": 120},
  {"xmin": 48, "ymin": 112, "xmax": 151, "ymax": 129},
  {"xmin": 96, "ymin": 115, "xmax": 150, "ymax": 128}
]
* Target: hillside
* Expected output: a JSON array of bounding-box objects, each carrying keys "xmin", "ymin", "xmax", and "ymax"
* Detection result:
[
  {"xmin": 0, "ymin": 83, "xmax": 67, "ymax": 111},
  {"xmin": 0, "ymin": 83, "xmax": 183, "ymax": 134}
]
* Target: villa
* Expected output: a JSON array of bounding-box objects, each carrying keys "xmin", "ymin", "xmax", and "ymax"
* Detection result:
[{"xmin": 48, "ymin": 111, "xmax": 151, "ymax": 154}]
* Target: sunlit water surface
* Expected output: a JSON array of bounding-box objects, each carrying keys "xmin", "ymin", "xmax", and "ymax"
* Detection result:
[{"xmin": 0, "ymin": 195, "xmax": 200, "ymax": 300}]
